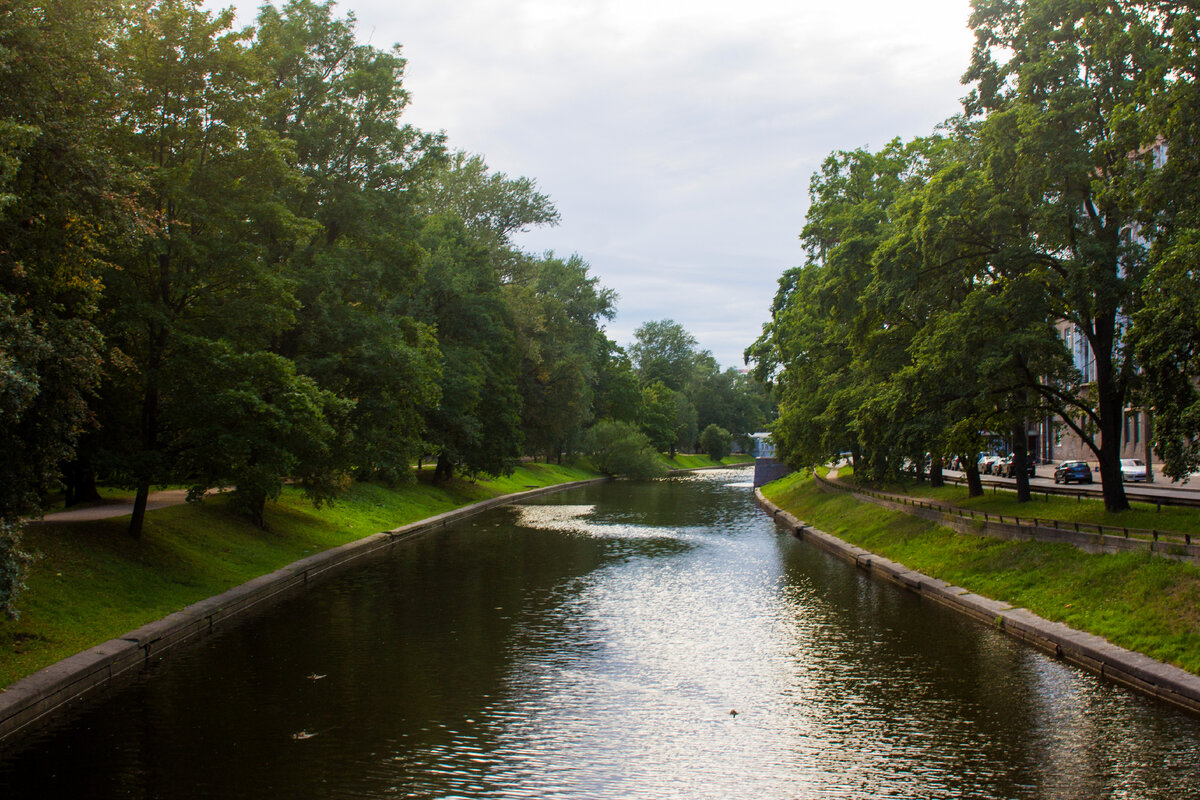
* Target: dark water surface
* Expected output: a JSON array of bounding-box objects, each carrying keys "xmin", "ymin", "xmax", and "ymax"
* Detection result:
[{"xmin": 3, "ymin": 468, "xmax": 1200, "ymax": 798}]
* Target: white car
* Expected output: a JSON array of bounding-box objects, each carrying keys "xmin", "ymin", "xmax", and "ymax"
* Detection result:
[{"xmin": 1120, "ymin": 458, "xmax": 1148, "ymax": 482}]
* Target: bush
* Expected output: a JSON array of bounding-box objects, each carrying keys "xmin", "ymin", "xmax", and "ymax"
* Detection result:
[
  {"xmin": 587, "ymin": 421, "xmax": 668, "ymax": 479},
  {"xmin": 699, "ymin": 424, "xmax": 732, "ymax": 462}
]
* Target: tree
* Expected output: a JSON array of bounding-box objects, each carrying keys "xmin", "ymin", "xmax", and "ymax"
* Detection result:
[
  {"xmin": 0, "ymin": 0, "xmax": 123, "ymax": 613},
  {"xmin": 255, "ymin": 0, "xmax": 443, "ymax": 483},
  {"xmin": 629, "ymin": 320, "xmax": 698, "ymax": 393},
  {"xmin": 166, "ymin": 339, "xmax": 351, "ymax": 527},
  {"xmin": 961, "ymin": 0, "xmax": 1173, "ymax": 510},
  {"xmin": 102, "ymin": 0, "xmax": 322, "ymax": 536},
  {"xmin": 699, "ymin": 424, "xmax": 732, "ymax": 462},
  {"xmin": 1131, "ymin": 7, "xmax": 1200, "ymax": 481},
  {"xmin": 587, "ymin": 420, "xmax": 667, "ymax": 479},
  {"xmin": 410, "ymin": 213, "xmax": 523, "ymax": 483},
  {"xmin": 505, "ymin": 252, "xmax": 616, "ymax": 461}
]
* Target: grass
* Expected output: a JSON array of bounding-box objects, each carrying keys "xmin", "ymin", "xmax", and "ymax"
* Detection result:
[
  {"xmin": 855, "ymin": 475, "xmax": 1200, "ymax": 537},
  {"xmin": 660, "ymin": 453, "xmax": 754, "ymax": 469},
  {"xmin": 762, "ymin": 470, "xmax": 1200, "ymax": 676},
  {"xmin": 0, "ymin": 462, "xmax": 599, "ymax": 689}
]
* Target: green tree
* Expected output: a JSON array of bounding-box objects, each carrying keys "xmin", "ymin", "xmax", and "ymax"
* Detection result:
[
  {"xmin": 410, "ymin": 213, "xmax": 523, "ymax": 483},
  {"xmin": 0, "ymin": 0, "xmax": 124, "ymax": 613},
  {"xmin": 165, "ymin": 339, "xmax": 350, "ymax": 526},
  {"xmin": 961, "ymin": 0, "xmax": 1172, "ymax": 510},
  {"xmin": 698, "ymin": 424, "xmax": 732, "ymax": 462},
  {"xmin": 506, "ymin": 252, "xmax": 616, "ymax": 461},
  {"xmin": 1131, "ymin": 8, "xmax": 1200, "ymax": 481},
  {"xmin": 102, "ymin": 0, "xmax": 323, "ymax": 536},
  {"xmin": 629, "ymin": 319, "xmax": 698, "ymax": 393},
  {"xmin": 255, "ymin": 0, "xmax": 443, "ymax": 483},
  {"xmin": 587, "ymin": 420, "xmax": 667, "ymax": 479}
]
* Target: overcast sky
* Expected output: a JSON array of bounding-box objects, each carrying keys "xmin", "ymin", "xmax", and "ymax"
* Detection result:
[{"xmin": 213, "ymin": 0, "xmax": 978, "ymax": 368}]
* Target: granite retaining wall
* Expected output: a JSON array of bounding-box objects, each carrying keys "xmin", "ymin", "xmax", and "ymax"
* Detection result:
[
  {"xmin": 755, "ymin": 488, "xmax": 1200, "ymax": 717},
  {"xmin": 0, "ymin": 478, "xmax": 609, "ymax": 746}
]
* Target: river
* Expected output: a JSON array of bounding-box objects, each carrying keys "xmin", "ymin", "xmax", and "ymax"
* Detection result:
[{"xmin": 2, "ymin": 467, "xmax": 1199, "ymax": 798}]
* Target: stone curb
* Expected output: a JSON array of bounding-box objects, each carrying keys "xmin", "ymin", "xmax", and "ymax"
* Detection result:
[
  {"xmin": 755, "ymin": 488, "xmax": 1200, "ymax": 717},
  {"xmin": 0, "ymin": 477, "xmax": 610, "ymax": 746}
]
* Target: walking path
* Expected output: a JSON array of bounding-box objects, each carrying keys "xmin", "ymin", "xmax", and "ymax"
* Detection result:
[{"xmin": 36, "ymin": 490, "xmax": 199, "ymax": 524}]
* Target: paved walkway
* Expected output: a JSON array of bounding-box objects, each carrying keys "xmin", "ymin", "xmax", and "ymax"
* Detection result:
[{"xmin": 35, "ymin": 490, "xmax": 194, "ymax": 524}]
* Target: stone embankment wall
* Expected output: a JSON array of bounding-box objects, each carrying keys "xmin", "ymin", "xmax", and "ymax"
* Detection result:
[
  {"xmin": 755, "ymin": 488, "xmax": 1200, "ymax": 717},
  {"xmin": 753, "ymin": 458, "xmax": 792, "ymax": 487},
  {"xmin": 0, "ymin": 478, "xmax": 609, "ymax": 745}
]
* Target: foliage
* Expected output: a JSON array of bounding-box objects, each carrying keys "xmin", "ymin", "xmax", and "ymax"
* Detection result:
[
  {"xmin": 0, "ymin": 0, "xmax": 121, "ymax": 611},
  {"xmin": 586, "ymin": 421, "xmax": 668, "ymax": 480},
  {"xmin": 698, "ymin": 424, "xmax": 733, "ymax": 462},
  {"xmin": 750, "ymin": 1, "xmax": 1195, "ymax": 512}
]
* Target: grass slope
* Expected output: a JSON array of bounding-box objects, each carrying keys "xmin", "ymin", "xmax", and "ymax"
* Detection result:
[
  {"xmin": 763, "ymin": 471, "xmax": 1200, "ymax": 676},
  {"xmin": 0, "ymin": 463, "xmax": 598, "ymax": 689},
  {"xmin": 661, "ymin": 453, "xmax": 754, "ymax": 469}
]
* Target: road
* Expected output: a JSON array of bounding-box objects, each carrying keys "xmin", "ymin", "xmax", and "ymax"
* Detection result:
[{"xmin": 944, "ymin": 468, "xmax": 1200, "ymax": 506}]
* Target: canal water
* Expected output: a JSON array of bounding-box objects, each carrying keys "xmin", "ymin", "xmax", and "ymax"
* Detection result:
[{"xmin": 2, "ymin": 468, "xmax": 1199, "ymax": 798}]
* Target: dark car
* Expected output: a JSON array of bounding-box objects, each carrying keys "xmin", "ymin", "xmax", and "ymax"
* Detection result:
[{"xmin": 1054, "ymin": 460, "xmax": 1093, "ymax": 484}]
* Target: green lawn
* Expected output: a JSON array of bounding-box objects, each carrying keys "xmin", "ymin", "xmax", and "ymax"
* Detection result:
[
  {"xmin": 0, "ymin": 463, "xmax": 599, "ymax": 689},
  {"xmin": 763, "ymin": 470, "xmax": 1200, "ymax": 676},
  {"xmin": 661, "ymin": 453, "xmax": 754, "ymax": 469},
  {"xmin": 886, "ymin": 479, "xmax": 1200, "ymax": 537}
]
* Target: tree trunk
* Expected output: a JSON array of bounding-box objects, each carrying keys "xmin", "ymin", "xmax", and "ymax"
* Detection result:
[
  {"xmin": 1143, "ymin": 413, "xmax": 1154, "ymax": 484},
  {"xmin": 1095, "ymin": 379, "xmax": 1130, "ymax": 512},
  {"xmin": 128, "ymin": 376, "xmax": 161, "ymax": 540},
  {"xmin": 1012, "ymin": 423, "xmax": 1031, "ymax": 503},
  {"xmin": 965, "ymin": 463, "xmax": 983, "ymax": 498},
  {"xmin": 929, "ymin": 456, "xmax": 944, "ymax": 488},
  {"xmin": 63, "ymin": 457, "xmax": 102, "ymax": 506},
  {"xmin": 129, "ymin": 478, "xmax": 150, "ymax": 540},
  {"xmin": 433, "ymin": 452, "xmax": 454, "ymax": 485}
]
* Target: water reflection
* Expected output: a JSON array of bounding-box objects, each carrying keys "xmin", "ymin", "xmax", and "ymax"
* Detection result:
[{"xmin": 1, "ymin": 468, "xmax": 1198, "ymax": 799}]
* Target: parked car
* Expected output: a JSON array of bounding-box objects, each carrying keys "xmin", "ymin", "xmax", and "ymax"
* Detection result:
[
  {"xmin": 995, "ymin": 454, "xmax": 1013, "ymax": 476},
  {"xmin": 1120, "ymin": 458, "xmax": 1148, "ymax": 482},
  {"xmin": 977, "ymin": 454, "xmax": 1000, "ymax": 475},
  {"xmin": 1002, "ymin": 454, "xmax": 1036, "ymax": 478},
  {"xmin": 1054, "ymin": 460, "xmax": 1093, "ymax": 484}
]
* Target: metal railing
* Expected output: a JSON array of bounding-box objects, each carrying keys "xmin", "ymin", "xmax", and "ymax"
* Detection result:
[
  {"xmin": 816, "ymin": 474, "xmax": 1195, "ymax": 548},
  {"xmin": 940, "ymin": 471, "xmax": 1200, "ymax": 511}
]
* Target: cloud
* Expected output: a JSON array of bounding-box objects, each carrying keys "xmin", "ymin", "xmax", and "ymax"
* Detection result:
[{"xmin": 212, "ymin": 0, "xmax": 977, "ymax": 368}]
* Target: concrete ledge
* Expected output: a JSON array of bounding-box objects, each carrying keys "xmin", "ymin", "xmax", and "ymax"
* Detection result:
[
  {"xmin": 0, "ymin": 476, "xmax": 610, "ymax": 745},
  {"xmin": 755, "ymin": 488, "xmax": 1200, "ymax": 717}
]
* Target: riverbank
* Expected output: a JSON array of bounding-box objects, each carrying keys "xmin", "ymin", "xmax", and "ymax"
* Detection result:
[
  {"xmin": 661, "ymin": 453, "xmax": 754, "ymax": 470},
  {"xmin": 0, "ymin": 463, "xmax": 602, "ymax": 690},
  {"xmin": 760, "ymin": 471, "xmax": 1200, "ymax": 680},
  {"xmin": 2, "ymin": 454, "xmax": 749, "ymax": 691}
]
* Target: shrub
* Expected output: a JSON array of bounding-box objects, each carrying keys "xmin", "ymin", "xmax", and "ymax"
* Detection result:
[{"xmin": 587, "ymin": 421, "xmax": 668, "ymax": 479}]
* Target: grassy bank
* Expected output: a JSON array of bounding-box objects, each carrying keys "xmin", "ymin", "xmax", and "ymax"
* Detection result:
[
  {"xmin": 661, "ymin": 453, "xmax": 754, "ymax": 469},
  {"xmin": 0, "ymin": 462, "xmax": 598, "ymax": 689},
  {"xmin": 762, "ymin": 470, "xmax": 1200, "ymax": 675}
]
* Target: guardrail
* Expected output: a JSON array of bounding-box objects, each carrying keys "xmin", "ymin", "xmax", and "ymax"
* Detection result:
[
  {"xmin": 943, "ymin": 472, "xmax": 1200, "ymax": 511},
  {"xmin": 819, "ymin": 474, "xmax": 1195, "ymax": 548}
]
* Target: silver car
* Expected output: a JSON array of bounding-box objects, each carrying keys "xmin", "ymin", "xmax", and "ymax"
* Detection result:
[{"xmin": 1120, "ymin": 458, "xmax": 1148, "ymax": 482}]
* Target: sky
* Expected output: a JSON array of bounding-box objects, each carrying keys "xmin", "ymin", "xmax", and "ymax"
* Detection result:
[{"xmin": 211, "ymin": 0, "xmax": 978, "ymax": 369}]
